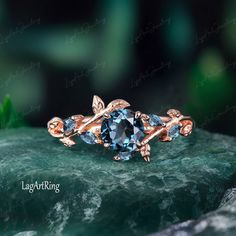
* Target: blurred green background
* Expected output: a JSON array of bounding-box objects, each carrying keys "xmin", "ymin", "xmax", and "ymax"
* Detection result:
[{"xmin": 0, "ymin": 0, "xmax": 235, "ymax": 135}]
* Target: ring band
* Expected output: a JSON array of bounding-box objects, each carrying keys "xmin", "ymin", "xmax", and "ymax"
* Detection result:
[{"xmin": 48, "ymin": 95, "xmax": 194, "ymax": 162}]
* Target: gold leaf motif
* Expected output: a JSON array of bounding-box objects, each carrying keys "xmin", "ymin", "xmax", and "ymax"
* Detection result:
[
  {"xmin": 92, "ymin": 95, "xmax": 105, "ymax": 114},
  {"xmin": 107, "ymin": 99, "xmax": 130, "ymax": 111}
]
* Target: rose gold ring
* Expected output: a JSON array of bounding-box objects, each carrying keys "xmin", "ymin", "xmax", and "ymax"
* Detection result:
[{"xmin": 47, "ymin": 95, "xmax": 194, "ymax": 162}]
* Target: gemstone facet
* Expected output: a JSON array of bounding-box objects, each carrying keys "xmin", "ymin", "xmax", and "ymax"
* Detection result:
[
  {"xmin": 64, "ymin": 118, "xmax": 76, "ymax": 133},
  {"xmin": 168, "ymin": 125, "xmax": 180, "ymax": 139},
  {"xmin": 148, "ymin": 114, "xmax": 163, "ymax": 126},
  {"xmin": 101, "ymin": 109, "xmax": 145, "ymax": 154},
  {"xmin": 80, "ymin": 132, "xmax": 97, "ymax": 145}
]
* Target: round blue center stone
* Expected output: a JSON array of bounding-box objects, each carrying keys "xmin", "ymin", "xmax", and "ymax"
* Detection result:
[{"xmin": 101, "ymin": 109, "xmax": 145, "ymax": 152}]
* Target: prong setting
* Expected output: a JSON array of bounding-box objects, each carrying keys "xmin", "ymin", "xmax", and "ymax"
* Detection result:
[
  {"xmin": 104, "ymin": 143, "xmax": 110, "ymax": 148},
  {"xmin": 113, "ymin": 155, "xmax": 121, "ymax": 161},
  {"xmin": 135, "ymin": 111, "xmax": 142, "ymax": 119},
  {"xmin": 103, "ymin": 113, "xmax": 111, "ymax": 119}
]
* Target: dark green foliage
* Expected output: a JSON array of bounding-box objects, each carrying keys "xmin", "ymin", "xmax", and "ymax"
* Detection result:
[{"xmin": 0, "ymin": 95, "xmax": 27, "ymax": 129}]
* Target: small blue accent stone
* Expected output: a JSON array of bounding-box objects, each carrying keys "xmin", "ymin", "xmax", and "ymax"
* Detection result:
[
  {"xmin": 101, "ymin": 109, "xmax": 145, "ymax": 153},
  {"xmin": 168, "ymin": 125, "xmax": 180, "ymax": 139},
  {"xmin": 119, "ymin": 151, "xmax": 132, "ymax": 161},
  {"xmin": 80, "ymin": 132, "xmax": 97, "ymax": 144},
  {"xmin": 148, "ymin": 114, "xmax": 163, "ymax": 126},
  {"xmin": 64, "ymin": 118, "xmax": 75, "ymax": 133}
]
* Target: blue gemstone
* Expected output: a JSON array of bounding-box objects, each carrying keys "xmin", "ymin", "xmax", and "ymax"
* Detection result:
[
  {"xmin": 168, "ymin": 125, "xmax": 180, "ymax": 139},
  {"xmin": 64, "ymin": 118, "xmax": 75, "ymax": 133},
  {"xmin": 119, "ymin": 151, "xmax": 132, "ymax": 161},
  {"xmin": 80, "ymin": 132, "xmax": 97, "ymax": 144},
  {"xmin": 101, "ymin": 109, "xmax": 145, "ymax": 152},
  {"xmin": 148, "ymin": 114, "xmax": 163, "ymax": 126}
]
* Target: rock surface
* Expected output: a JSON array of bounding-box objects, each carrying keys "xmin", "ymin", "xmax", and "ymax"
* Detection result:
[
  {"xmin": 150, "ymin": 188, "xmax": 236, "ymax": 236},
  {"xmin": 0, "ymin": 128, "xmax": 236, "ymax": 236}
]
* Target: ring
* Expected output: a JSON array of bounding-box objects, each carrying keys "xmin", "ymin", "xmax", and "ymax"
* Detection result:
[{"xmin": 47, "ymin": 95, "xmax": 194, "ymax": 162}]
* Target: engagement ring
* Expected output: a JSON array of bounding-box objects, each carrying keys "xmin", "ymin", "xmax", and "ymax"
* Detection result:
[{"xmin": 48, "ymin": 95, "xmax": 194, "ymax": 162}]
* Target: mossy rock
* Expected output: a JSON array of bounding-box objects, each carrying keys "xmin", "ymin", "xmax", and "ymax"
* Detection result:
[{"xmin": 0, "ymin": 128, "xmax": 236, "ymax": 236}]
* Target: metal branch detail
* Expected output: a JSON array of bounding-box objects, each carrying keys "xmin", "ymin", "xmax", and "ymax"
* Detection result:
[{"xmin": 48, "ymin": 95, "xmax": 193, "ymax": 162}]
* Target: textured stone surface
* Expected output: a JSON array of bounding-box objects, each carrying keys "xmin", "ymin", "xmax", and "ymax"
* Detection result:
[
  {"xmin": 0, "ymin": 128, "xmax": 236, "ymax": 236},
  {"xmin": 150, "ymin": 188, "xmax": 236, "ymax": 236}
]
